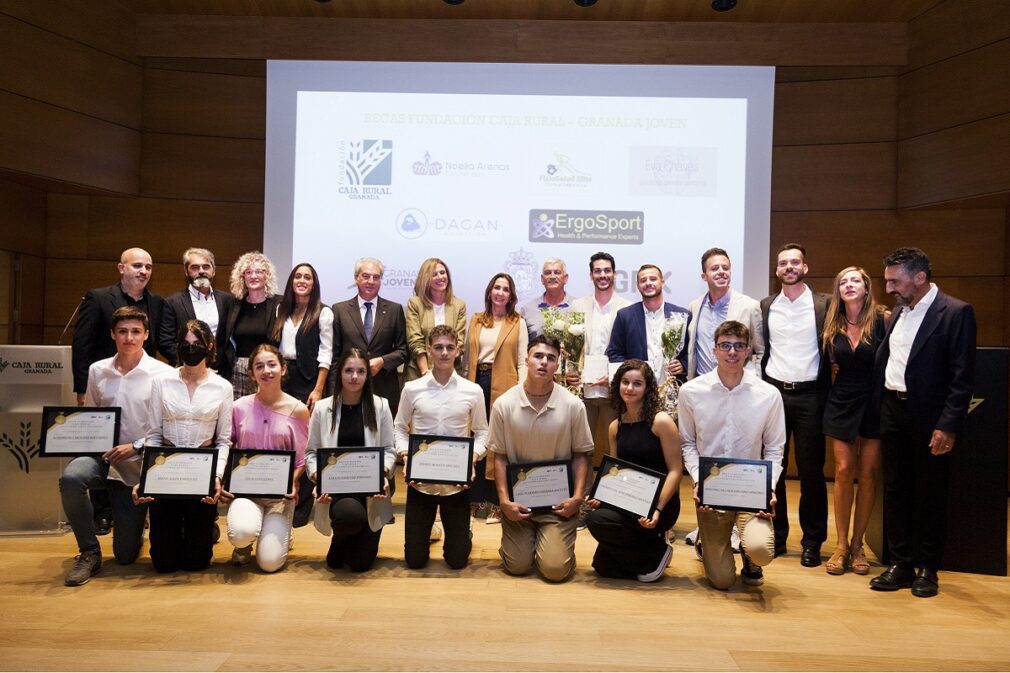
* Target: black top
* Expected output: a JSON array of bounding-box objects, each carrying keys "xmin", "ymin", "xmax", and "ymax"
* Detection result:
[
  {"xmin": 823, "ymin": 314, "xmax": 886, "ymax": 442},
  {"xmin": 615, "ymin": 420, "xmax": 667, "ymax": 474},
  {"xmin": 337, "ymin": 403, "xmax": 365, "ymax": 446},
  {"xmin": 232, "ymin": 299, "xmax": 274, "ymax": 358}
]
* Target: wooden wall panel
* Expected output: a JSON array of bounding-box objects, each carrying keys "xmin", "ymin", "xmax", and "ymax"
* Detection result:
[
  {"xmin": 0, "ymin": 178, "xmax": 46, "ymax": 257},
  {"xmin": 142, "ymin": 57, "xmax": 266, "ymax": 77},
  {"xmin": 143, "ymin": 67, "xmax": 265, "ymax": 138},
  {"xmin": 776, "ymin": 66, "xmax": 902, "ymax": 83},
  {"xmin": 18, "ymin": 253, "xmax": 46, "ymax": 327},
  {"xmin": 140, "ymin": 133, "xmax": 264, "ymax": 202},
  {"xmin": 906, "ymin": 0, "xmax": 1010, "ymax": 70},
  {"xmin": 771, "ymin": 143, "xmax": 897, "ymax": 211},
  {"xmin": 774, "ymin": 76, "xmax": 897, "ymax": 145},
  {"xmin": 45, "ymin": 194, "xmax": 89, "ymax": 259},
  {"xmin": 0, "ymin": 0, "xmax": 138, "ymax": 63}
]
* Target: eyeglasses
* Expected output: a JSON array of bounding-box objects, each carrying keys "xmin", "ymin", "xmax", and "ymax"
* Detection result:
[{"xmin": 715, "ymin": 342, "xmax": 749, "ymax": 352}]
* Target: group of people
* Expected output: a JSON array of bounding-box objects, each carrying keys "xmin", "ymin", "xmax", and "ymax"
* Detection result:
[{"xmin": 62, "ymin": 242, "xmax": 975, "ymax": 599}]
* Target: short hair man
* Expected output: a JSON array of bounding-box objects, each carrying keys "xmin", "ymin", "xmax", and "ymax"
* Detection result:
[
  {"xmin": 330, "ymin": 257, "xmax": 408, "ymax": 416},
  {"xmin": 159, "ymin": 247, "xmax": 235, "ymax": 369},
  {"xmin": 488, "ymin": 335, "xmax": 594, "ymax": 582},
  {"xmin": 687, "ymin": 247, "xmax": 763, "ymax": 379},
  {"xmin": 606, "ymin": 264, "xmax": 691, "ymax": 383},
  {"xmin": 59, "ymin": 307, "xmax": 174, "ymax": 585},
  {"xmin": 759, "ymin": 243, "xmax": 831, "ymax": 566},
  {"xmin": 679, "ymin": 321, "xmax": 786, "ymax": 589},
  {"xmin": 394, "ymin": 325, "xmax": 489, "ymax": 569},
  {"xmin": 519, "ymin": 258, "xmax": 573, "ymax": 340},
  {"xmin": 870, "ymin": 247, "xmax": 976, "ymax": 598}
]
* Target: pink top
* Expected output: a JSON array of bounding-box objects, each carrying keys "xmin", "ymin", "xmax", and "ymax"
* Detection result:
[{"xmin": 231, "ymin": 395, "xmax": 308, "ymax": 468}]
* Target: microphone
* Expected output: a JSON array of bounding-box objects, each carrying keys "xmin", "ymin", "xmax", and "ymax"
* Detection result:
[{"xmin": 58, "ymin": 296, "xmax": 85, "ymax": 345}]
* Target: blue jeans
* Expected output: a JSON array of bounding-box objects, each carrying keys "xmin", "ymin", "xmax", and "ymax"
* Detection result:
[{"xmin": 58, "ymin": 457, "xmax": 147, "ymax": 564}]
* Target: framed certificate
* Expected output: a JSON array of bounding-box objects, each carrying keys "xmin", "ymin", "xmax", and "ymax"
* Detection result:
[
  {"xmin": 406, "ymin": 434, "xmax": 474, "ymax": 485},
  {"xmin": 506, "ymin": 459, "xmax": 573, "ymax": 514},
  {"xmin": 698, "ymin": 457, "xmax": 772, "ymax": 513},
  {"xmin": 38, "ymin": 406, "xmax": 121, "ymax": 457},
  {"xmin": 224, "ymin": 449, "xmax": 295, "ymax": 498},
  {"xmin": 138, "ymin": 448, "xmax": 219, "ymax": 499},
  {"xmin": 317, "ymin": 448, "xmax": 385, "ymax": 497},
  {"xmin": 589, "ymin": 455, "xmax": 665, "ymax": 519}
]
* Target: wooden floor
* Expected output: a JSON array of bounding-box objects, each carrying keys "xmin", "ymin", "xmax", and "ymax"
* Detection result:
[{"xmin": 2, "ymin": 480, "xmax": 1009, "ymax": 672}]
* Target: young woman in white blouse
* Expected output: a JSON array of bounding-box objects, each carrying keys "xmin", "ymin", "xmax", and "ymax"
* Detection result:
[{"xmin": 135, "ymin": 319, "xmax": 233, "ymax": 573}]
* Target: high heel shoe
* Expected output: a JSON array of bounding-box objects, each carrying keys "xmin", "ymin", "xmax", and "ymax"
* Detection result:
[
  {"xmin": 850, "ymin": 545, "xmax": 870, "ymax": 575},
  {"xmin": 825, "ymin": 547, "xmax": 849, "ymax": 575}
]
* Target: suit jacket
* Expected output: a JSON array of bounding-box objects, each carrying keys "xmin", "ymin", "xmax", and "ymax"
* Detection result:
[
  {"xmin": 159, "ymin": 287, "xmax": 235, "ymax": 367},
  {"xmin": 71, "ymin": 284, "xmax": 165, "ymax": 393},
  {"xmin": 686, "ymin": 290, "xmax": 764, "ymax": 378},
  {"xmin": 464, "ymin": 313, "xmax": 525, "ymax": 408},
  {"xmin": 219, "ymin": 294, "xmax": 281, "ymax": 381},
  {"xmin": 759, "ymin": 287, "xmax": 831, "ymax": 397},
  {"xmin": 606, "ymin": 300, "xmax": 692, "ymax": 372},
  {"xmin": 874, "ymin": 289, "xmax": 976, "ymax": 435},
  {"xmin": 404, "ymin": 295, "xmax": 468, "ymax": 381},
  {"xmin": 329, "ymin": 295, "xmax": 408, "ymax": 415}
]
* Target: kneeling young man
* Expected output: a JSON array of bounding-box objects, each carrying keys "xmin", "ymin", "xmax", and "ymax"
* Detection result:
[
  {"xmin": 488, "ymin": 335, "xmax": 594, "ymax": 582},
  {"xmin": 394, "ymin": 325, "xmax": 488, "ymax": 569},
  {"xmin": 59, "ymin": 306, "xmax": 173, "ymax": 586},
  {"xmin": 678, "ymin": 320, "xmax": 786, "ymax": 589}
]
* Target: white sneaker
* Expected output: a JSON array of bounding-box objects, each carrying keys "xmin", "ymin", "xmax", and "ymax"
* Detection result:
[
  {"xmin": 637, "ymin": 543, "xmax": 674, "ymax": 583},
  {"xmin": 231, "ymin": 545, "xmax": 252, "ymax": 566},
  {"xmin": 429, "ymin": 522, "xmax": 443, "ymax": 543},
  {"xmin": 685, "ymin": 527, "xmax": 699, "ymax": 545},
  {"xmin": 731, "ymin": 526, "xmax": 741, "ymax": 553},
  {"xmin": 486, "ymin": 506, "xmax": 502, "ymax": 525}
]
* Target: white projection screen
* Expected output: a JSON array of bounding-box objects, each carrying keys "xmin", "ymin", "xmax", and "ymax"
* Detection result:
[{"xmin": 265, "ymin": 61, "xmax": 774, "ymax": 311}]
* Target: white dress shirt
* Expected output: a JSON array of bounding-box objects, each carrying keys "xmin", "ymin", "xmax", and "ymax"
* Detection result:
[
  {"xmin": 279, "ymin": 305, "xmax": 335, "ymax": 368},
  {"xmin": 85, "ymin": 352, "xmax": 174, "ymax": 485},
  {"xmin": 188, "ymin": 285, "xmax": 220, "ymax": 337},
  {"xmin": 885, "ymin": 283, "xmax": 939, "ymax": 392},
  {"xmin": 678, "ymin": 369, "xmax": 786, "ymax": 487},
  {"xmin": 644, "ymin": 304, "xmax": 667, "ymax": 384},
  {"xmin": 571, "ymin": 293, "xmax": 632, "ymax": 398},
  {"xmin": 393, "ymin": 371, "xmax": 489, "ymax": 496},
  {"xmin": 765, "ymin": 285, "xmax": 819, "ymax": 383},
  {"xmin": 146, "ymin": 370, "xmax": 233, "ymax": 478},
  {"xmin": 432, "ymin": 303, "xmax": 446, "ymax": 327}
]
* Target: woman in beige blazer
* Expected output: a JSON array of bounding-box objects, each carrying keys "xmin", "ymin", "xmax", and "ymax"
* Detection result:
[{"xmin": 404, "ymin": 257, "xmax": 468, "ymax": 382}]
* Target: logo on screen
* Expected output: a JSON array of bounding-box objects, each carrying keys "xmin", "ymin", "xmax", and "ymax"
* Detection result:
[
  {"xmin": 528, "ymin": 210, "xmax": 644, "ymax": 245},
  {"xmin": 628, "ymin": 147, "xmax": 717, "ymax": 196},
  {"xmin": 412, "ymin": 151, "xmax": 443, "ymax": 176},
  {"xmin": 337, "ymin": 140, "xmax": 393, "ymax": 200},
  {"xmin": 396, "ymin": 208, "xmax": 428, "ymax": 240},
  {"xmin": 539, "ymin": 153, "xmax": 592, "ymax": 188},
  {"xmin": 505, "ymin": 249, "xmax": 537, "ymax": 299}
]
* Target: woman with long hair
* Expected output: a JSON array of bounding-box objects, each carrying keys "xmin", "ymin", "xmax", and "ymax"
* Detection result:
[
  {"xmin": 821, "ymin": 266, "xmax": 887, "ymax": 575},
  {"xmin": 305, "ymin": 348, "xmax": 395, "ymax": 572},
  {"xmin": 223, "ymin": 251, "xmax": 280, "ymax": 399},
  {"xmin": 585, "ymin": 359, "xmax": 682, "ymax": 582},
  {"xmin": 404, "ymin": 257, "xmax": 467, "ymax": 381},
  {"xmin": 225, "ymin": 344, "xmax": 309, "ymax": 572},
  {"xmin": 464, "ymin": 272, "xmax": 528, "ymax": 523}
]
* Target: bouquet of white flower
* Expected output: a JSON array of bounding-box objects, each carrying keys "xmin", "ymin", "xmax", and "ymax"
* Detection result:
[
  {"xmin": 659, "ymin": 312, "xmax": 689, "ymax": 417},
  {"xmin": 540, "ymin": 309, "xmax": 586, "ymax": 395}
]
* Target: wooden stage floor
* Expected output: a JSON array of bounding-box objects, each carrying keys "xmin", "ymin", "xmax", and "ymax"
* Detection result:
[{"xmin": 1, "ymin": 479, "xmax": 1009, "ymax": 672}]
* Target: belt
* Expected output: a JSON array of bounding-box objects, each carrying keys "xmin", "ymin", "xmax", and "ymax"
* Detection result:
[
  {"xmin": 885, "ymin": 389, "xmax": 909, "ymax": 401},
  {"xmin": 477, "ymin": 363, "xmax": 493, "ymax": 372},
  {"xmin": 765, "ymin": 376, "xmax": 816, "ymax": 393}
]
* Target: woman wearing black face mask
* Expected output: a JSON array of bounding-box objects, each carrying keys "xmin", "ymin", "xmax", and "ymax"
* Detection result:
[{"xmin": 134, "ymin": 320, "xmax": 233, "ymax": 573}]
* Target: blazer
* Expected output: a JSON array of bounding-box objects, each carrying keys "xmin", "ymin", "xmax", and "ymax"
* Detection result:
[
  {"xmin": 606, "ymin": 301, "xmax": 692, "ymax": 372},
  {"xmin": 686, "ymin": 290, "xmax": 764, "ymax": 378},
  {"xmin": 873, "ymin": 289, "xmax": 976, "ymax": 435},
  {"xmin": 305, "ymin": 394, "xmax": 396, "ymax": 532},
  {"xmin": 71, "ymin": 284, "xmax": 166, "ymax": 394},
  {"xmin": 759, "ymin": 287, "xmax": 832, "ymax": 397},
  {"xmin": 219, "ymin": 294, "xmax": 281, "ymax": 382},
  {"xmin": 464, "ymin": 313, "xmax": 525, "ymax": 408},
  {"xmin": 159, "ymin": 287, "xmax": 235, "ymax": 367},
  {"xmin": 404, "ymin": 295, "xmax": 468, "ymax": 381},
  {"xmin": 329, "ymin": 295, "xmax": 408, "ymax": 415}
]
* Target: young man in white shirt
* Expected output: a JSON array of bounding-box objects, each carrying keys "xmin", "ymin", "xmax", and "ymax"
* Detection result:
[
  {"xmin": 59, "ymin": 306, "xmax": 174, "ymax": 586},
  {"xmin": 679, "ymin": 320, "xmax": 786, "ymax": 590},
  {"xmin": 394, "ymin": 325, "xmax": 489, "ymax": 569}
]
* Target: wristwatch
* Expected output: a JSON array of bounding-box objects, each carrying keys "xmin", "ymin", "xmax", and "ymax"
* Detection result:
[{"xmin": 132, "ymin": 439, "xmax": 145, "ymax": 454}]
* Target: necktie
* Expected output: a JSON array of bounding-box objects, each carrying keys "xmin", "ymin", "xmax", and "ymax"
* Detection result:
[{"xmin": 363, "ymin": 301, "xmax": 374, "ymax": 342}]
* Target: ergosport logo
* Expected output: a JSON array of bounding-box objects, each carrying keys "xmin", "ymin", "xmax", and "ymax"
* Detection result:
[
  {"xmin": 528, "ymin": 210, "xmax": 644, "ymax": 245},
  {"xmin": 337, "ymin": 139, "xmax": 393, "ymax": 200}
]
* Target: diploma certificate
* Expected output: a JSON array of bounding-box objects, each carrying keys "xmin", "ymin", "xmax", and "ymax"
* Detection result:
[
  {"xmin": 698, "ymin": 457, "xmax": 772, "ymax": 513},
  {"xmin": 590, "ymin": 455, "xmax": 664, "ymax": 519},
  {"xmin": 139, "ymin": 448, "xmax": 218, "ymax": 498},
  {"xmin": 39, "ymin": 406, "xmax": 121, "ymax": 457},
  {"xmin": 406, "ymin": 434, "xmax": 474, "ymax": 485},
  {"xmin": 317, "ymin": 448, "xmax": 385, "ymax": 497},
  {"xmin": 506, "ymin": 460, "xmax": 573, "ymax": 513},
  {"xmin": 225, "ymin": 449, "xmax": 295, "ymax": 498}
]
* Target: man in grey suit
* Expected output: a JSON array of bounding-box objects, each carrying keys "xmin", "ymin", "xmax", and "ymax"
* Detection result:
[{"xmin": 330, "ymin": 257, "xmax": 408, "ymax": 416}]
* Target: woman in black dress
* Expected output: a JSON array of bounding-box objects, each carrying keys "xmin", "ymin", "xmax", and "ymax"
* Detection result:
[
  {"xmin": 223, "ymin": 251, "xmax": 280, "ymax": 399},
  {"xmin": 821, "ymin": 266, "xmax": 886, "ymax": 576},
  {"xmin": 585, "ymin": 359, "xmax": 682, "ymax": 583}
]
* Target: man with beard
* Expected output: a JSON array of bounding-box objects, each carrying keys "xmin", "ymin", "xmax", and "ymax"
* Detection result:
[
  {"xmin": 159, "ymin": 248, "xmax": 235, "ymax": 367},
  {"xmin": 519, "ymin": 258, "xmax": 573, "ymax": 341},
  {"xmin": 607, "ymin": 264, "xmax": 690, "ymax": 383},
  {"xmin": 870, "ymin": 247, "xmax": 975, "ymax": 598},
  {"xmin": 759, "ymin": 243, "xmax": 831, "ymax": 566}
]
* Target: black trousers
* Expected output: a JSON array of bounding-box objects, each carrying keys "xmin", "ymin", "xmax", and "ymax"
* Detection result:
[
  {"xmin": 149, "ymin": 499, "xmax": 217, "ymax": 573},
  {"xmin": 773, "ymin": 388, "xmax": 827, "ymax": 548},
  {"xmin": 404, "ymin": 487, "xmax": 472, "ymax": 569},
  {"xmin": 327, "ymin": 497, "xmax": 381, "ymax": 572},
  {"xmin": 469, "ymin": 368, "xmax": 499, "ymax": 506},
  {"xmin": 586, "ymin": 502, "xmax": 679, "ymax": 579},
  {"xmin": 880, "ymin": 392, "xmax": 950, "ymax": 571}
]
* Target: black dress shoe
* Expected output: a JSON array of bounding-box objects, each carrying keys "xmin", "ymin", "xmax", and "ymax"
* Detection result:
[
  {"xmin": 911, "ymin": 568, "xmax": 939, "ymax": 598},
  {"xmin": 800, "ymin": 545, "xmax": 821, "ymax": 567},
  {"xmin": 94, "ymin": 515, "xmax": 112, "ymax": 536},
  {"xmin": 869, "ymin": 564, "xmax": 915, "ymax": 591}
]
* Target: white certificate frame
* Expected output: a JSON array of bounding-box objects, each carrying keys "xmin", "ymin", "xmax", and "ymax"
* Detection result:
[
  {"xmin": 406, "ymin": 433, "xmax": 474, "ymax": 486},
  {"xmin": 698, "ymin": 456, "xmax": 772, "ymax": 513},
  {"xmin": 589, "ymin": 455, "xmax": 665, "ymax": 519},
  {"xmin": 138, "ymin": 448, "xmax": 219, "ymax": 499},
  {"xmin": 317, "ymin": 447, "xmax": 385, "ymax": 497},
  {"xmin": 506, "ymin": 459, "xmax": 573, "ymax": 514},
  {"xmin": 38, "ymin": 406, "xmax": 121, "ymax": 457},
  {"xmin": 225, "ymin": 449, "xmax": 296, "ymax": 498}
]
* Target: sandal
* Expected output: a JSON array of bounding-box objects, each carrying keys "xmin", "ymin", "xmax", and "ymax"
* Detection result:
[
  {"xmin": 825, "ymin": 547, "xmax": 849, "ymax": 575},
  {"xmin": 850, "ymin": 545, "xmax": 870, "ymax": 575}
]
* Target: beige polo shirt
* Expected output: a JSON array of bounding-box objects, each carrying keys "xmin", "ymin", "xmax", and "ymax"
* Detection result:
[{"xmin": 486, "ymin": 383, "xmax": 595, "ymax": 463}]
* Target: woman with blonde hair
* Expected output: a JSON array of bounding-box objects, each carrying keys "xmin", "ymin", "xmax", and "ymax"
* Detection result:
[
  {"xmin": 404, "ymin": 257, "xmax": 467, "ymax": 381},
  {"xmin": 223, "ymin": 251, "xmax": 280, "ymax": 398},
  {"xmin": 821, "ymin": 266, "xmax": 887, "ymax": 576}
]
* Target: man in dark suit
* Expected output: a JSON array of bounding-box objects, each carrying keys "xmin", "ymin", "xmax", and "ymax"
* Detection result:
[
  {"xmin": 159, "ymin": 247, "xmax": 234, "ymax": 367},
  {"xmin": 330, "ymin": 257, "xmax": 408, "ymax": 416},
  {"xmin": 606, "ymin": 263, "xmax": 690, "ymax": 379},
  {"xmin": 759, "ymin": 243, "xmax": 831, "ymax": 567},
  {"xmin": 870, "ymin": 247, "xmax": 976, "ymax": 598},
  {"xmin": 72, "ymin": 247, "xmax": 165, "ymax": 405}
]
